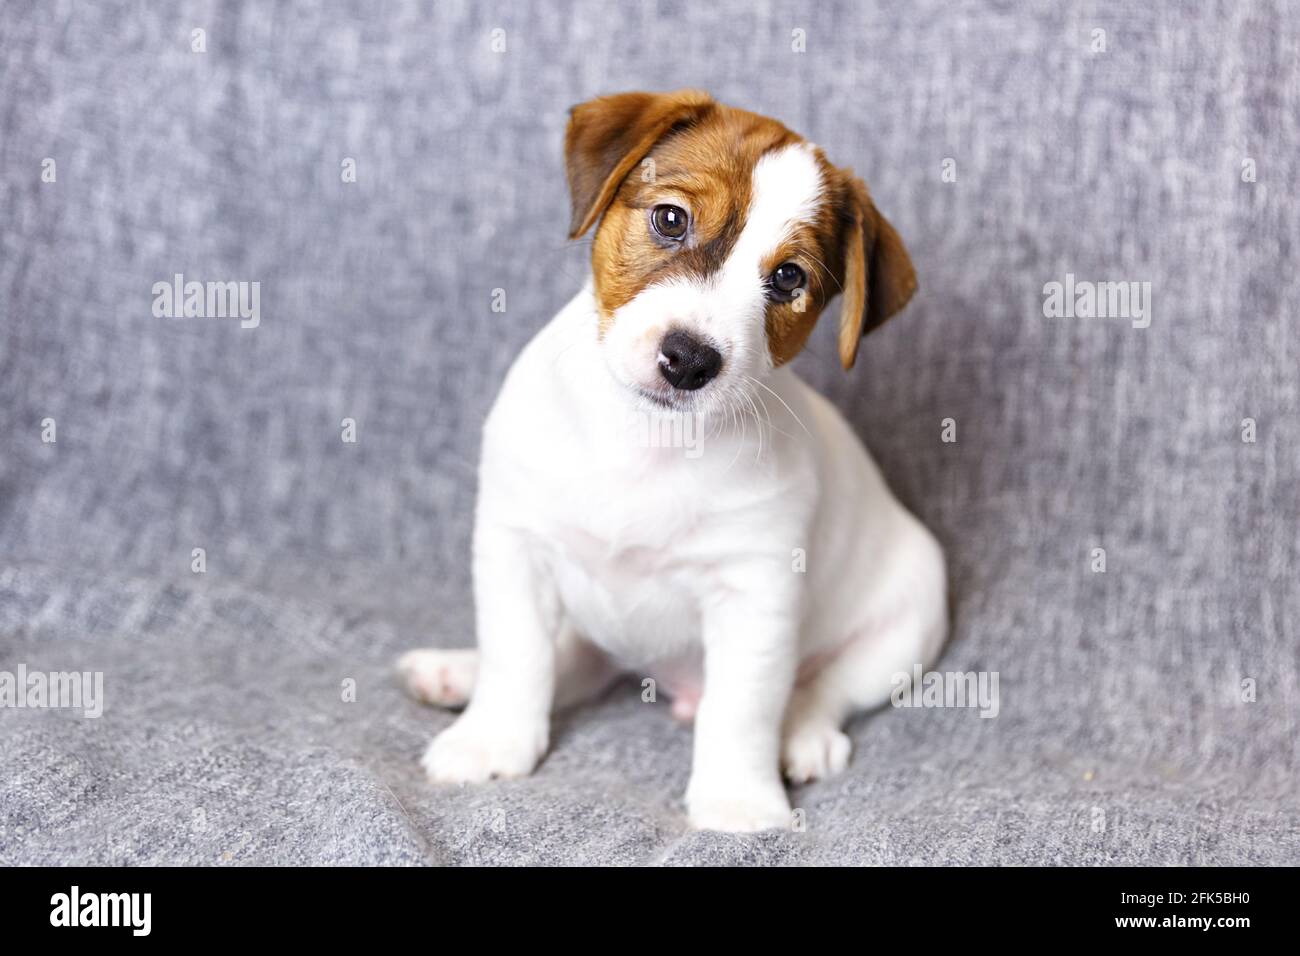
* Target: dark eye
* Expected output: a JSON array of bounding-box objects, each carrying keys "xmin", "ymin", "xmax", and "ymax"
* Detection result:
[
  {"xmin": 651, "ymin": 204, "xmax": 689, "ymax": 241},
  {"xmin": 769, "ymin": 262, "xmax": 806, "ymax": 300}
]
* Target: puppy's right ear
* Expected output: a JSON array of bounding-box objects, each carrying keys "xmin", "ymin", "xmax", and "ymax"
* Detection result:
[{"xmin": 565, "ymin": 89, "xmax": 714, "ymax": 239}]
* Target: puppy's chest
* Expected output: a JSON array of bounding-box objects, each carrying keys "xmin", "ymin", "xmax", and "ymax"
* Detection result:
[{"xmin": 529, "ymin": 472, "xmax": 715, "ymax": 662}]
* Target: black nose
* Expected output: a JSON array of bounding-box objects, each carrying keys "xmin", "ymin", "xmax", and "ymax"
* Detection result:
[{"xmin": 658, "ymin": 331, "xmax": 722, "ymax": 391}]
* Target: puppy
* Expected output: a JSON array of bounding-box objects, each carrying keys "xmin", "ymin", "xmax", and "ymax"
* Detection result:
[{"xmin": 399, "ymin": 90, "xmax": 947, "ymax": 832}]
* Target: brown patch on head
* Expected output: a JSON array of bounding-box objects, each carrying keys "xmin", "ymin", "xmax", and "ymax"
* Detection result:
[
  {"xmin": 564, "ymin": 90, "xmax": 917, "ymax": 364},
  {"xmin": 757, "ymin": 158, "xmax": 851, "ymax": 367},
  {"xmin": 565, "ymin": 90, "xmax": 715, "ymax": 240},
  {"xmin": 567, "ymin": 91, "xmax": 799, "ymax": 328},
  {"xmin": 759, "ymin": 164, "xmax": 920, "ymax": 368}
]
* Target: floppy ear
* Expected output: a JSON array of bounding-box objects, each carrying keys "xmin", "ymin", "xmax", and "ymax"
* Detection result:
[
  {"xmin": 835, "ymin": 177, "xmax": 918, "ymax": 369},
  {"xmin": 564, "ymin": 89, "xmax": 714, "ymax": 239}
]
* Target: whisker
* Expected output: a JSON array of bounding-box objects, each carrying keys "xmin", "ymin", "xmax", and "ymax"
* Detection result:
[
  {"xmin": 746, "ymin": 374, "xmax": 811, "ymax": 439},
  {"xmin": 801, "ymin": 248, "xmax": 842, "ymax": 294}
]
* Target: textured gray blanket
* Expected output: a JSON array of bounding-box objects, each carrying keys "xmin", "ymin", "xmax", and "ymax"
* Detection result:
[{"xmin": 1, "ymin": 0, "xmax": 1296, "ymax": 865}]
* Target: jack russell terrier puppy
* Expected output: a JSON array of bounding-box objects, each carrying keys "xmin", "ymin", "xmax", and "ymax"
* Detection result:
[{"xmin": 399, "ymin": 90, "xmax": 947, "ymax": 833}]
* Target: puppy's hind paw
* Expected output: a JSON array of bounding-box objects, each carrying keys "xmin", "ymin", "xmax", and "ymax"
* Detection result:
[
  {"xmin": 397, "ymin": 648, "xmax": 478, "ymax": 708},
  {"xmin": 781, "ymin": 721, "xmax": 851, "ymax": 784}
]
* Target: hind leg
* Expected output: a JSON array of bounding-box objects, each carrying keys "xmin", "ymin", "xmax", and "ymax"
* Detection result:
[
  {"xmin": 398, "ymin": 648, "xmax": 479, "ymax": 708},
  {"xmin": 782, "ymin": 576, "xmax": 947, "ymax": 784},
  {"xmin": 398, "ymin": 621, "xmax": 618, "ymax": 713}
]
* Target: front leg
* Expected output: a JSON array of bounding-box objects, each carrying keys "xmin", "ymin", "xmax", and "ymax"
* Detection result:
[
  {"xmin": 422, "ymin": 524, "xmax": 557, "ymax": 783},
  {"xmin": 686, "ymin": 586, "xmax": 799, "ymax": 832}
]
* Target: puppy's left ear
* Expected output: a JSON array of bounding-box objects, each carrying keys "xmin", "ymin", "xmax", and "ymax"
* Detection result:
[
  {"xmin": 564, "ymin": 89, "xmax": 714, "ymax": 239},
  {"xmin": 835, "ymin": 176, "xmax": 918, "ymax": 369}
]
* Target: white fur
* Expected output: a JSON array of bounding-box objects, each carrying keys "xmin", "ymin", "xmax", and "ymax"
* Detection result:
[{"xmin": 402, "ymin": 142, "xmax": 947, "ymax": 832}]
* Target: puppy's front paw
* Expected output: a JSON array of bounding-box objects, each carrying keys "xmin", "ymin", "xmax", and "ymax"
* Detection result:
[
  {"xmin": 686, "ymin": 782, "xmax": 793, "ymax": 833},
  {"xmin": 421, "ymin": 713, "xmax": 548, "ymax": 785}
]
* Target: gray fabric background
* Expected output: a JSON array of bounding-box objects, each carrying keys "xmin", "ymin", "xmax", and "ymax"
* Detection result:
[{"xmin": 2, "ymin": 0, "xmax": 1296, "ymax": 865}]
